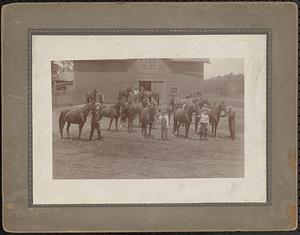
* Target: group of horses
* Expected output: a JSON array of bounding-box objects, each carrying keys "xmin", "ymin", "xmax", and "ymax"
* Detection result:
[
  {"xmin": 168, "ymin": 95, "xmax": 227, "ymax": 138},
  {"xmin": 119, "ymin": 86, "xmax": 160, "ymax": 105},
  {"xmin": 58, "ymin": 88, "xmax": 230, "ymax": 140}
]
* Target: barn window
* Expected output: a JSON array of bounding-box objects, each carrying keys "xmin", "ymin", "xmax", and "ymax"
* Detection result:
[
  {"xmin": 170, "ymin": 87, "xmax": 178, "ymax": 94},
  {"xmin": 138, "ymin": 59, "xmax": 159, "ymax": 73}
]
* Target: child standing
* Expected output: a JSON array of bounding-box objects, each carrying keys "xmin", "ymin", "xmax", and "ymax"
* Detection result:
[
  {"xmin": 160, "ymin": 111, "xmax": 169, "ymax": 141},
  {"xmin": 199, "ymin": 105, "xmax": 209, "ymax": 140}
]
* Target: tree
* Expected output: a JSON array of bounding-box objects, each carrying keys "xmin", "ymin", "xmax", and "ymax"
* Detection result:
[{"xmin": 203, "ymin": 73, "xmax": 244, "ymax": 97}]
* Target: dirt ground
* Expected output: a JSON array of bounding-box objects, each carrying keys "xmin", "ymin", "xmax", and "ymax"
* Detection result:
[{"xmin": 53, "ymin": 98, "xmax": 244, "ymax": 179}]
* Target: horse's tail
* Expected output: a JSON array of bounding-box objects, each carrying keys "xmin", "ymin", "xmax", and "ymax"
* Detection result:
[{"xmin": 59, "ymin": 110, "xmax": 68, "ymax": 138}]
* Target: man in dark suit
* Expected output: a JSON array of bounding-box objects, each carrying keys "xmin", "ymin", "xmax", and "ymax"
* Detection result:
[
  {"xmin": 227, "ymin": 105, "xmax": 236, "ymax": 140},
  {"xmin": 89, "ymin": 105, "xmax": 103, "ymax": 140}
]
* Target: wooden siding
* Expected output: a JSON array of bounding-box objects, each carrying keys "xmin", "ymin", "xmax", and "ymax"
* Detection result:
[{"xmin": 73, "ymin": 59, "xmax": 204, "ymax": 104}]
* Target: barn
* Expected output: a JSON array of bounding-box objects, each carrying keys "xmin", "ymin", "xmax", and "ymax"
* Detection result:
[{"xmin": 56, "ymin": 58, "xmax": 209, "ymax": 105}]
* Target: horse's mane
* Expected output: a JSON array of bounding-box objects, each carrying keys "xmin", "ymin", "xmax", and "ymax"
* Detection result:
[{"xmin": 80, "ymin": 103, "xmax": 91, "ymax": 112}]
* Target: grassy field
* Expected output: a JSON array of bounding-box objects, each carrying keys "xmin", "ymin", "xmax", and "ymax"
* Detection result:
[{"xmin": 53, "ymin": 96, "xmax": 244, "ymax": 179}]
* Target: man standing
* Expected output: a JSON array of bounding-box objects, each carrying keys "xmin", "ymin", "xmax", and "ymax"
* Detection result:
[
  {"xmin": 227, "ymin": 105, "xmax": 236, "ymax": 140},
  {"xmin": 89, "ymin": 105, "xmax": 103, "ymax": 141}
]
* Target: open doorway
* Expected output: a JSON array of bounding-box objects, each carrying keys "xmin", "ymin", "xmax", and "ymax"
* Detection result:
[{"xmin": 138, "ymin": 81, "xmax": 151, "ymax": 91}]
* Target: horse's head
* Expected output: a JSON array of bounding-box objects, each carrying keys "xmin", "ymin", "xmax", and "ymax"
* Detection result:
[
  {"xmin": 184, "ymin": 102, "xmax": 195, "ymax": 113},
  {"xmin": 194, "ymin": 103, "xmax": 202, "ymax": 115},
  {"xmin": 148, "ymin": 104, "xmax": 157, "ymax": 120},
  {"xmin": 87, "ymin": 100, "xmax": 96, "ymax": 111},
  {"xmin": 218, "ymin": 100, "xmax": 227, "ymax": 116},
  {"xmin": 116, "ymin": 99, "xmax": 125, "ymax": 109}
]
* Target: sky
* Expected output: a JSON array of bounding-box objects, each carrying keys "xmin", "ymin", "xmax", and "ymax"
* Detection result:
[{"xmin": 204, "ymin": 58, "xmax": 244, "ymax": 79}]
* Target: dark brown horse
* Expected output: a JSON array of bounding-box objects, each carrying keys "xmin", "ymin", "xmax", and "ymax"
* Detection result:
[
  {"xmin": 140, "ymin": 91, "xmax": 160, "ymax": 105},
  {"xmin": 101, "ymin": 100, "xmax": 123, "ymax": 131},
  {"xmin": 86, "ymin": 89, "xmax": 104, "ymax": 104},
  {"xmin": 120, "ymin": 99, "xmax": 145, "ymax": 128},
  {"xmin": 59, "ymin": 101, "xmax": 95, "ymax": 139},
  {"xmin": 120, "ymin": 102, "xmax": 138, "ymax": 132},
  {"xmin": 173, "ymin": 103, "xmax": 196, "ymax": 138},
  {"xmin": 209, "ymin": 101, "xmax": 227, "ymax": 138},
  {"xmin": 140, "ymin": 103, "xmax": 156, "ymax": 137},
  {"xmin": 86, "ymin": 89, "xmax": 98, "ymax": 103}
]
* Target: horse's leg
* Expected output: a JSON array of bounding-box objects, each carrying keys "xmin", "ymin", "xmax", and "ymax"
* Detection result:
[
  {"xmin": 214, "ymin": 122, "xmax": 219, "ymax": 138},
  {"xmin": 138, "ymin": 115, "xmax": 141, "ymax": 127},
  {"xmin": 108, "ymin": 118, "xmax": 113, "ymax": 130},
  {"xmin": 66, "ymin": 122, "xmax": 71, "ymax": 139},
  {"xmin": 148, "ymin": 123, "xmax": 152, "ymax": 137},
  {"xmin": 195, "ymin": 117, "xmax": 199, "ymax": 133},
  {"xmin": 89, "ymin": 123, "xmax": 94, "ymax": 140},
  {"xmin": 185, "ymin": 123, "xmax": 190, "ymax": 138},
  {"xmin": 59, "ymin": 118, "xmax": 66, "ymax": 139},
  {"xmin": 177, "ymin": 122, "xmax": 181, "ymax": 136},
  {"xmin": 115, "ymin": 117, "xmax": 118, "ymax": 131},
  {"xmin": 184, "ymin": 123, "xmax": 188, "ymax": 138},
  {"xmin": 78, "ymin": 123, "xmax": 83, "ymax": 139},
  {"xmin": 130, "ymin": 119, "xmax": 133, "ymax": 131},
  {"xmin": 173, "ymin": 120, "xmax": 177, "ymax": 134},
  {"xmin": 144, "ymin": 123, "xmax": 147, "ymax": 136}
]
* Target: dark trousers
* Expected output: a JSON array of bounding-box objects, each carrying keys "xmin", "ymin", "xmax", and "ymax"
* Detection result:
[
  {"xmin": 228, "ymin": 119, "xmax": 236, "ymax": 140},
  {"xmin": 89, "ymin": 122, "xmax": 101, "ymax": 140},
  {"xmin": 161, "ymin": 127, "xmax": 168, "ymax": 140},
  {"xmin": 199, "ymin": 122, "xmax": 208, "ymax": 139}
]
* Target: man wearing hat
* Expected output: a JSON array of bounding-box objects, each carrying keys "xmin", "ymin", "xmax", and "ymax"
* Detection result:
[
  {"xmin": 89, "ymin": 104, "xmax": 103, "ymax": 141},
  {"xmin": 199, "ymin": 104, "xmax": 209, "ymax": 140},
  {"xmin": 227, "ymin": 105, "xmax": 236, "ymax": 140}
]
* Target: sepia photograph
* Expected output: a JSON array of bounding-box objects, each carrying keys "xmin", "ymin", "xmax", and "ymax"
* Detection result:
[
  {"xmin": 2, "ymin": 3, "xmax": 297, "ymax": 232},
  {"xmin": 31, "ymin": 34, "xmax": 266, "ymax": 204},
  {"xmin": 52, "ymin": 58, "xmax": 244, "ymax": 179}
]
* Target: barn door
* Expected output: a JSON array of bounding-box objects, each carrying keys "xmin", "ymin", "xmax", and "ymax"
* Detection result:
[{"xmin": 139, "ymin": 81, "xmax": 151, "ymax": 91}]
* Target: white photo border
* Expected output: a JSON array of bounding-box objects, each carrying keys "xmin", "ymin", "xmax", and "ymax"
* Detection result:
[{"xmin": 29, "ymin": 29, "xmax": 271, "ymax": 206}]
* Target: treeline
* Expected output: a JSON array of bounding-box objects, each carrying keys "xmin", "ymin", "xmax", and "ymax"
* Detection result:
[
  {"xmin": 51, "ymin": 61, "xmax": 74, "ymax": 79},
  {"xmin": 203, "ymin": 73, "xmax": 244, "ymax": 97}
]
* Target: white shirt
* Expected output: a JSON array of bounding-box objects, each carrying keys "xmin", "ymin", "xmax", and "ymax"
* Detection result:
[{"xmin": 200, "ymin": 113, "xmax": 209, "ymax": 124}]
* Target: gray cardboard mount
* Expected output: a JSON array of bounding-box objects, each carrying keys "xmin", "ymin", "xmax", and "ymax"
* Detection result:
[{"xmin": 1, "ymin": 2, "xmax": 298, "ymax": 232}]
